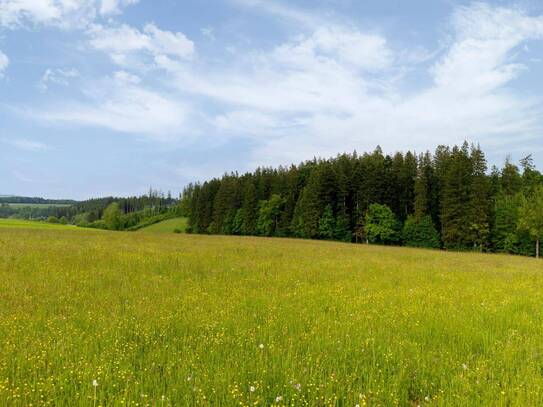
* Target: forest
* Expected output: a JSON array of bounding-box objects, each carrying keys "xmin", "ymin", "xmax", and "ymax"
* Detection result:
[
  {"xmin": 182, "ymin": 142, "xmax": 543, "ymax": 257},
  {"xmin": 0, "ymin": 188, "xmax": 180, "ymax": 231}
]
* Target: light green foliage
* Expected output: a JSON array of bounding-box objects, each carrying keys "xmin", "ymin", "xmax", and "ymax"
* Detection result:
[
  {"xmin": 137, "ymin": 217, "xmax": 188, "ymax": 233},
  {"xmin": 47, "ymin": 215, "xmax": 59, "ymax": 224},
  {"xmin": 1, "ymin": 226, "xmax": 543, "ymax": 405},
  {"xmin": 364, "ymin": 203, "xmax": 401, "ymax": 244},
  {"xmin": 102, "ymin": 202, "xmax": 122, "ymax": 231},
  {"xmin": 256, "ymin": 194, "xmax": 285, "ymax": 237},
  {"xmin": 518, "ymin": 185, "xmax": 543, "ymax": 257}
]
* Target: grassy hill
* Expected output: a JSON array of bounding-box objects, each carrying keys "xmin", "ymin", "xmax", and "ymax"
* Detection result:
[
  {"xmin": 0, "ymin": 218, "xmax": 77, "ymax": 230},
  {"xmin": 1, "ymin": 224, "xmax": 543, "ymax": 405},
  {"xmin": 137, "ymin": 216, "xmax": 187, "ymax": 233}
]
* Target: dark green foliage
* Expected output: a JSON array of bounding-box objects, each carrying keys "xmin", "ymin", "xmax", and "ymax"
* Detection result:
[
  {"xmin": 440, "ymin": 143, "xmax": 473, "ymax": 250},
  {"xmin": 492, "ymin": 194, "xmax": 519, "ymax": 252},
  {"xmin": 183, "ymin": 143, "xmax": 543, "ymax": 259},
  {"xmin": 241, "ymin": 181, "xmax": 258, "ymax": 235},
  {"xmin": 403, "ymin": 215, "xmax": 440, "ymax": 249},
  {"xmin": 334, "ymin": 210, "xmax": 351, "ymax": 242},
  {"xmin": 364, "ymin": 204, "xmax": 401, "ymax": 245},
  {"xmin": 318, "ymin": 205, "xmax": 335, "ymax": 240}
]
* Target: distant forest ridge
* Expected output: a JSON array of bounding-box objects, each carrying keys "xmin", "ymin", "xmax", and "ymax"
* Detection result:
[
  {"xmin": 0, "ymin": 188, "xmax": 181, "ymax": 231},
  {"xmin": 181, "ymin": 142, "xmax": 543, "ymax": 257},
  {"xmin": 0, "ymin": 196, "xmax": 78, "ymax": 205}
]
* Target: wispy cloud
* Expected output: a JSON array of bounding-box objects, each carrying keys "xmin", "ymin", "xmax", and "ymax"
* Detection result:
[
  {"xmin": 0, "ymin": 50, "xmax": 8, "ymax": 77},
  {"xmin": 10, "ymin": 1, "xmax": 543, "ymax": 169},
  {"xmin": 39, "ymin": 68, "xmax": 79, "ymax": 92},
  {"xmin": 8, "ymin": 138, "xmax": 50, "ymax": 152}
]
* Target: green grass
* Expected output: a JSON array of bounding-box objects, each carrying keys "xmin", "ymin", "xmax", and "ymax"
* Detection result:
[
  {"xmin": 1, "ymin": 225, "xmax": 543, "ymax": 406},
  {"xmin": 137, "ymin": 216, "xmax": 187, "ymax": 233},
  {"xmin": 0, "ymin": 218, "xmax": 77, "ymax": 230}
]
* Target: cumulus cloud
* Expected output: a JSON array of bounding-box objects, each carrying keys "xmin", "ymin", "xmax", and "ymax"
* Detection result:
[
  {"xmin": 0, "ymin": 0, "xmax": 138, "ymax": 29},
  {"xmin": 87, "ymin": 22, "xmax": 194, "ymax": 64},
  {"xmin": 99, "ymin": 0, "xmax": 138, "ymax": 16}
]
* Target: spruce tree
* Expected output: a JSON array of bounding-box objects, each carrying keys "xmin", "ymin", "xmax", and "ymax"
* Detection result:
[
  {"xmin": 468, "ymin": 145, "xmax": 490, "ymax": 251},
  {"xmin": 318, "ymin": 204, "xmax": 335, "ymax": 240},
  {"xmin": 440, "ymin": 143, "xmax": 472, "ymax": 250}
]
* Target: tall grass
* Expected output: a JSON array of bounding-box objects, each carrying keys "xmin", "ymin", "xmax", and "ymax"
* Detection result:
[{"xmin": 1, "ymin": 227, "xmax": 542, "ymax": 405}]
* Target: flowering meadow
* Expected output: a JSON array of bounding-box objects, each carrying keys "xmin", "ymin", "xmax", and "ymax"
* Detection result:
[{"xmin": 1, "ymin": 223, "xmax": 543, "ymax": 405}]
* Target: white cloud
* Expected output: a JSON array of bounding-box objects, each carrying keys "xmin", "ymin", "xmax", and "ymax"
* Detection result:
[
  {"xmin": 99, "ymin": 0, "xmax": 138, "ymax": 16},
  {"xmin": 87, "ymin": 22, "xmax": 194, "ymax": 65},
  {"xmin": 9, "ymin": 138, "xmax": 49, "ymax": 152},
  {"xmin": 0, "ymin": 50, "xmax": 8, "ymax": 76},
  {"xmin": 17, "ymin": 1, "xmax": 543, "ymax": 169},
  {"xmin": 39, "ymin": 68, "xmax": 79, "ymax": 91},
  {"xmin": 150, "ymin": 2, "xmax": 543, "ymax": 166},
  {"xmin": 432, "ymin": 3, "xmax": 543, "ymax": 94},
  {"xmin": 0, "ymin": 0, "xmax": 138, "ymax": 29},
  {"xmin": 37, "ymin": 73, "xmax": 189, "ymax": 138}
]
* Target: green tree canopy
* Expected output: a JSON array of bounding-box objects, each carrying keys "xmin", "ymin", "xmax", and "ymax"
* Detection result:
[
  {"xmin": 103, "ymin": 202, "xmax": 122, "ymax": 231},
  {"xmin": 364, "ymin": 204, "xmax": 401, "ymax": 245},
  {"xmin": 518, "ymin": 185, "xmax": 543, "ymax": 258}
]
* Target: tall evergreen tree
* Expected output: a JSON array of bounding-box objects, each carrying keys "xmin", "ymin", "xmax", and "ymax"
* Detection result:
[
  {"xmin": 468, "ymin": 145, "xmax": 490, "ymax": 251},
  {"xmin": 440, "ymin": 143, "xmax": 472, "ymax": 250}
]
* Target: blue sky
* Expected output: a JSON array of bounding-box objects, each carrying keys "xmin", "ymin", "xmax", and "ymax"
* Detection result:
[{"xmin": 1, "ymin": 0, "xmax": 543, "ymax": 199}]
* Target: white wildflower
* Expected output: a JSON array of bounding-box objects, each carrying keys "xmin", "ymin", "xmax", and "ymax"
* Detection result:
[
  {"xmin": 259, "ymin": 343, "xmax": 264, "ymax": 349},
  {"xmin": 275, "ymin": 395, "xmax": 283, "ymax": 402},
  {"xmin": 92, "ymin": 379, "xmax": 98, "ymax": 387},
  {"xmin": 250, "ymin": 385, "xmax": 256, "ymax": 392}
]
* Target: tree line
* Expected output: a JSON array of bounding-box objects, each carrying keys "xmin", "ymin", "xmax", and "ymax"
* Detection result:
[{"xmin": 182, "ymin": 142, "xmax": 543, "ymax": 257}]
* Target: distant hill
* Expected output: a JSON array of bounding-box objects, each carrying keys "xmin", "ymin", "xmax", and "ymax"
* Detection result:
[{"xmin": 0, "ymin": 196, "xmax": 78, "ymax": 205}]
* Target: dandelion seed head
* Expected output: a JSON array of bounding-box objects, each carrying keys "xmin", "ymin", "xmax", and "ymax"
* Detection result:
[
  {"xmin": 92, "ymin": 379, "xmax": 98, "ymax": 387},
  {"xmin": 249, "ymin": 385, "xmax": 256, "ymax": 392}
]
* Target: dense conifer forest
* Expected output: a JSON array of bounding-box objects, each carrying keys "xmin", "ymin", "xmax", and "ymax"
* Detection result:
[{"xmin": 182, "ymin": 142, "xmax": 543, "ymax": 257}]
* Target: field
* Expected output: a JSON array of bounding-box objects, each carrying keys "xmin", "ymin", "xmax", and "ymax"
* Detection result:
[
  {"xmin": 1, "ymin": 226, "xmax": 543, "ymax": 406},
  {"xmin": 0, "ymin": 218, "xmax": 78, "ymax": 230},
  {"xmin": 138, "ymin": 217, "xmax": 188, "ymax": 233}
]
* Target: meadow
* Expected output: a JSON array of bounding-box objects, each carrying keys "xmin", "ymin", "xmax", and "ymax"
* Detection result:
[
  {"xmin": 0, "ymin": 218, "xmax": 78, "ymax": 230},
  {"xmin": 137, "ymin": 217, "xmax": 188, "ymax": 233},
  {"xmin": 1, "ymin": 224, "xmax": 543, "ymax": 406}
]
